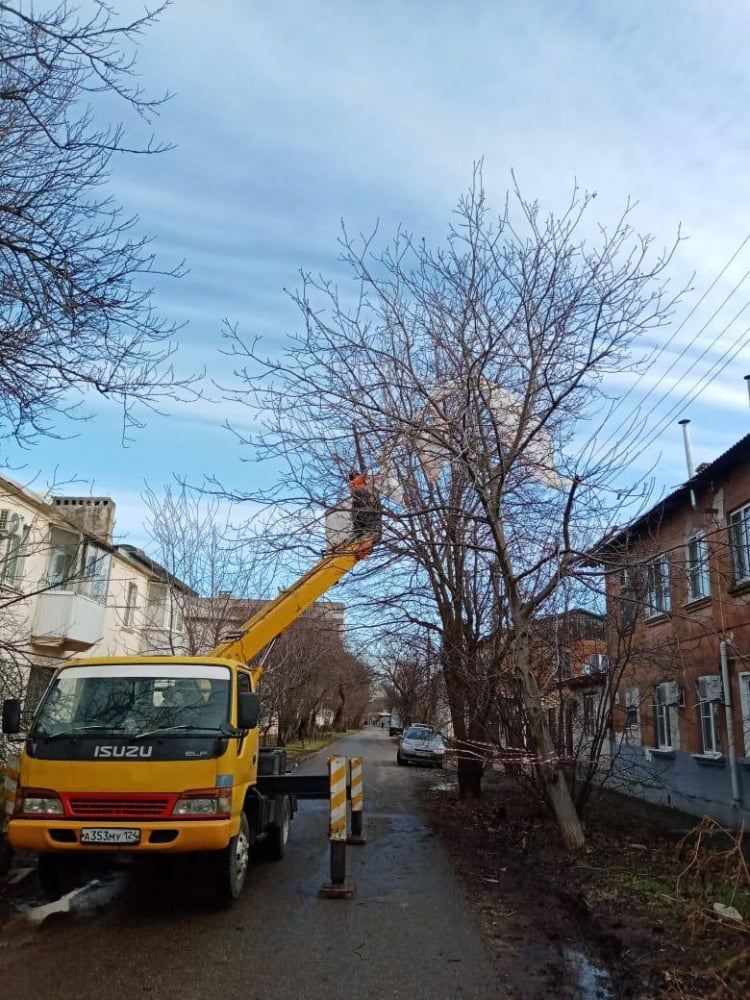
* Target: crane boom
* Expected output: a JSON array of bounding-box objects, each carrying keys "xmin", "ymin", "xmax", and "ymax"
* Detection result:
[{"xmin": 210, "ymin": 537, "xmax": 374, "ymax": 667}]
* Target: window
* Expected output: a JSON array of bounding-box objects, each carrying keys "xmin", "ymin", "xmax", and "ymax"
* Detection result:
[
  {"xmin": 583, "ymin": 693, "xmax": 597, "ymax": 737},
  {"xmin": 79, "ymin": 542, "xmax": 110, "ymax": 603},
  {"xmin": 740, "ymin": 673, "xmax": 750, "ymax": 757},
  {"xmin": 581, "ymin": 653, "xmax": 609, "ymax": 676},
  {"xmin": 625, "ymin": 687, "xmax": 640, "ymax": 738},
  {"xmin": 646, "ymin": 555, "xmax": 671, "ymax": 618},
  {"xmin": 729, "ymin": 504, "xmax": 750, "ymax": 584},
  {"xmin": 124, "ymin": 583, "xmax": 138, "ymax": 627},
  {"xmin": 696, "ymin": 675, "xmax": 722, "ymax": 755},
  {"xmin": 1, "ymin": 512, "xmax": 29, "ymax": 588},
  {"xmin": 23, "ymin": 665, "xmax": 56, "ymax": 727},
  {"xmin": 686, "ymin": 533, "xmax": 710, "ymax": 601},
  {"xmin": 618, "ymin": 567, "xmax": 639, "ymax": 631},
  {"xmin": 45, "ymin": 529, "xmax": 110, "ymax": 604},
  {"xmin": 145, "ymin": 582, "xmax": 168, "ymax": 628},
  {"xmin": 654, "ymin": 681, "xmax": 681, "ymax": 750},
  {"xmin": 47, "ymin": 527, "xmax": 80, "ymax": 588},
  {"xmin": 699, "ymin": 700, "xmax": 721, "ymax": 755}
]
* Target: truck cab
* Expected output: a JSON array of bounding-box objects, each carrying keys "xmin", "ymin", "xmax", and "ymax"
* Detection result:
[{"xmin": 4, "ymin": 655, "xmax": 290, "ymax": 901}]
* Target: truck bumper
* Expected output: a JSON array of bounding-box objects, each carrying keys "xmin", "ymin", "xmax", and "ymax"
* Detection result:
[{"xmin": 8, "ymin": 818, "xmax": 235, "ymax": 854}]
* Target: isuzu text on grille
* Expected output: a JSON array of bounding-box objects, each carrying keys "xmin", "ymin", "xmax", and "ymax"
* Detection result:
[{"xmin": 93, "ymin": 746, "xmax": 154, "ymax": 758}]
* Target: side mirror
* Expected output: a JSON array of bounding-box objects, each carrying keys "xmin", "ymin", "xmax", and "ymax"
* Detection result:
[
  {"xmin": 2, "ymin": 698, "xmax": 21, "ymax": 735},
  {"xmin": 237, "ymin": 691, "xmax": 260, "ymax": 731}
]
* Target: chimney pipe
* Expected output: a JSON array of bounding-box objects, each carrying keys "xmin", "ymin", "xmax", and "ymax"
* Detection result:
[
  {"xmin": 744, "ymin": 374, "xmax": 750, "ymax": 408},
  {"xmin": 678, "ymin": 419, "xmax": 695, "ymax": 479}
]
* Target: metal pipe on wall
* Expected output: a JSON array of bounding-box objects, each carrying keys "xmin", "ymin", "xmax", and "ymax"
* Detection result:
[{"xmin": 720, "ymin": 639, "xmax": 741, "ymax": 808}]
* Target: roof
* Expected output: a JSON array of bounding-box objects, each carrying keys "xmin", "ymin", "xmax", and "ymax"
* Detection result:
[
  {"xmin": 115, "ymin": 544, "xmax": 197, "ymax": 595},
  {"xmin": 593, "ymin": 432, "xmax": 750, "ymax": 556}
]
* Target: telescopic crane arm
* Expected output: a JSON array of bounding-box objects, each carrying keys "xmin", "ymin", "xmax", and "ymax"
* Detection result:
[{"xmin": 210, "ymin": 476, "xmax": 380, "ymax": 675}]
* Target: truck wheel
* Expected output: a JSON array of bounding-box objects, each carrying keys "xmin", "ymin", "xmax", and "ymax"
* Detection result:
[
  {"xmin": 215, "ymin": 811, "xmax": 250, "ymax": 903},
  {"xmin": 265, "ymin": 796, "xmax": 291, "ymax": 861},
  {"xmin": 38, "ymin": 854, "xmax": 65, "ymax": 900}
]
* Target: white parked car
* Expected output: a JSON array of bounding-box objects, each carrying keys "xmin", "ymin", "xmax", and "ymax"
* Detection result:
[{"xmin": 396, "ymin": 725, "xmax": 446, "ymax": 768}]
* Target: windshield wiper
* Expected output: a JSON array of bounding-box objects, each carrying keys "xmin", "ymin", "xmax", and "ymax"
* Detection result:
[
  {"xmin": 37, "ymin": 725, "xmax": 121, "ymax": 742},
  {"xmin": 133, "ymin": 725, "xmax": 223, "ymax": 739}
]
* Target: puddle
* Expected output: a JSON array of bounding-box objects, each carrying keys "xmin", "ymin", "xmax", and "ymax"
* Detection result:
[
  {"xmin": 564, "ymin": 947, "xmax": 614, "ymax": 1000},
  {"xmin": 432, "ymin": 782, "xmax": 458, "ymax": 793}
]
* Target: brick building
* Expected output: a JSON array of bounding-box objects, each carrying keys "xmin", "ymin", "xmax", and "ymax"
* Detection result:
[{"xmin": 598, "ymin": 433, "xmax": 750, "ymax": 826}]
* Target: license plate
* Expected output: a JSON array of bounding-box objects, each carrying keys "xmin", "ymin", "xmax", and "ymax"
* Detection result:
[{"xmin": 80, "ymin": 827, "xmax": 140, "ymax": 845}]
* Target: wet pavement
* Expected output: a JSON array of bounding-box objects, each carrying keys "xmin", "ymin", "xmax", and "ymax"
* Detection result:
[{"xmin": 0, "ymin": 727, "xmax": 501, "ymax": 999}]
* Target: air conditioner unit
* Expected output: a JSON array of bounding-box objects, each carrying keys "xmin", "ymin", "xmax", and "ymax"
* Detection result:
[
  {"xmin": 660, "ymin": 681, "xmax": 684, "ymax": 707},
  {"xmin": 697, "ymin": 675, "xmax": 723, "ymax": 703}
]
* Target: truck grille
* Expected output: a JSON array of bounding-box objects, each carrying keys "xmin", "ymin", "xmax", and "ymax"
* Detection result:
[{"xmin": 66, "ymin": 796, "xmax": 171, "ymax": 819}]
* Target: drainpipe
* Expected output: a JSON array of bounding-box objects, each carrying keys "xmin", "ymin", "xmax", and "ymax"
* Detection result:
[{"xmin": 720, "ymin": 639, "xmax": 741, "ymax": 808}]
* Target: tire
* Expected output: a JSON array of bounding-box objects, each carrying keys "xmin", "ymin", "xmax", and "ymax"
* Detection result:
[
  {"xmin": 265, "ymin": 796, "xmax": 291, "ymax": 861},
  {"xmin": 38, "ymin": 853, "xmax": 65, "ymax": 900},
  {"xmin": 396, "ymin": 751, "xmax": 405, "ymax": 766},
  {"xmin": 434, "ymin": 760, "xmax": 444, "ymax": 769},
  {"xmin": 214, "ymin": 811, "xmax": 250, "ymax": 903}
]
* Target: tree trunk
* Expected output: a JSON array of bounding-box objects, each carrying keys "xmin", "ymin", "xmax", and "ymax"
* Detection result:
[
  {"xmin": 514, "ymin": 628, "xmax": 585, "ymax": 850},
  {"xmin": 456, "ymin": 755, "xmax": 483, "ymax": 798}
]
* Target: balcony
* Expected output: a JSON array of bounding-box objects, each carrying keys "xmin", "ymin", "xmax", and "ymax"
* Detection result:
[{"xmin": 31, "ymin": 590, "xmax": 106, "ymax": 652}]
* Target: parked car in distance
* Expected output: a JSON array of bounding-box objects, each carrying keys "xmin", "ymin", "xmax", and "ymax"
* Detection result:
[
  {"xmin": 388, "ymin": 714, "xmax": 403, "ymax": 736},
  {"xmin": 397, "ymin": 725, "xmax": 446, "ymax": 768}
]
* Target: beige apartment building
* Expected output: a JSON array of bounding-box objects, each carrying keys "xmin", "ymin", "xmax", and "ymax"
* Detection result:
[{"xmin": 0, "ymin": 474, "xmax": 192, "ymax": 719}]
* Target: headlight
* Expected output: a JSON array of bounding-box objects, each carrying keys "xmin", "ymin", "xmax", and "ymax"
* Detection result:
[
  {"xmin": 172, "ymin": 788, "xmax": 231, "ymax": 817},
  {"xmin": 17, "ymin": 788, "xmax": 64, "ymax": 816}
]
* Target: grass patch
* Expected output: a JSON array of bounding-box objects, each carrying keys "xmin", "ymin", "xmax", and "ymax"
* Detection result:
[
  {"xmin": 263, "ymin": 730, "xmax": 356, "ymax": 763},
  {"xmin": 614, "ymin": 870, "xmax": 674, "ymax": 904}
]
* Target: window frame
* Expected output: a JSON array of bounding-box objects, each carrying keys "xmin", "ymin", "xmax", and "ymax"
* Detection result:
[
  {"xmin": 685, "ymin": 532, "xmax": 710, "ymax": 602},
  {"xmin": 698, "ymin": 698, "xmax": 721, "ymax": 756},
  {"xmin": 729, "ymin": 503, "xmax": 750, "ymax": 585},
  {"xmin": 1, "ymin": 514, "xmax": 29, "ymax": 589},
  {"xmin": 78, "ymin": 541, "xmax": 111, "ymax": 604},
  {"xmin": 582, "ymin": 693, "xmax": 597, "ymax": 738},
  {"xmin": 646, "ymin": 554, "xmax": 671, "ymax": 619},
  {"xmin": 653, "ymin": 684, "xmax": 673, "ymax": 750},
  {"xmin": 124, "ymin": 582, "xmax": 138, "ymax": 627},
  {"xmin": 739, "ymin": 672, "xmax": 750, "ymax": 758},
  {"xmin": 625, "ymin": 687, "xmax": 640, "ymax": 742},
  {"xmin": 618, "ymin": 567, "xmax": 638, "ymax": 631}
]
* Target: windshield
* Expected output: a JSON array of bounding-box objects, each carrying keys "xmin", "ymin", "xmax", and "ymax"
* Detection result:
[
  {"xmin": 31, "ymin": 664, "xmax": 231, "ymax": 738},
  {"xmin": 404, "ymin": 726, "xmax": 438, "ymax": 741}
]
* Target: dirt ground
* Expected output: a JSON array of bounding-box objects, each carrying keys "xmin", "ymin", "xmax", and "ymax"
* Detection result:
[{"xmin": 419, "ymin": 772, "xmax": 750, "ymax": 1000}]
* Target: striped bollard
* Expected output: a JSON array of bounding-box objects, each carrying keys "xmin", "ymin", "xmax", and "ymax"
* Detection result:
[
  {"xmin": 318, "ymin": 755, "xmax": 355, "ymax": 898},
  {"xmin": 347, "ymin": 756, "xmax": 366, "ymax": 845}
]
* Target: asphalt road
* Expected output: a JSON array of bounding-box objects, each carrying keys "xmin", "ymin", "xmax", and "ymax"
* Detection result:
[{"xmin": 0, "ymin": 727, "xmax": 501, "ymax": 1000}]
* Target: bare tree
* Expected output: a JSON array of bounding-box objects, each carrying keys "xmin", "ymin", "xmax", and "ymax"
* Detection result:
[
  {"xmin": 221, "ymin": 171, "xmax": 678, "ymax": 849},
  {"xmin": 0, "ymin": 1, "xmax": 195, "ymax": 444},
  {"xmin": 378, "ymin": 633, "xmax": 444, "ymax": 729},
  {"xmin": 142, "ymin": 484, "xmax": 275, "ymax": 654},
  {"xmin": 258, "ymin": 608, "xmax": 371, "ymax": 743}
]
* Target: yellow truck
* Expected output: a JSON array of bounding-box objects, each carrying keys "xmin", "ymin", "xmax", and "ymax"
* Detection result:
[{"xmin": 1, "ymin": 495, "xmax": 379, "ymax": 902}]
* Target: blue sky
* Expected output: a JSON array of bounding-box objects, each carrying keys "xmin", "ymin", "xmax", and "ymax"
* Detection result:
[{"xmin": 5, "ymin": 0, "xmax": 750, "ymax": 546}]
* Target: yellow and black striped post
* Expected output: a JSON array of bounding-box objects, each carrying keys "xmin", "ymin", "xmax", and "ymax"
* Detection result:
[
  {"xmin": 318, "ymin": 755, "xmax": 355, "ymax": 898},
  {"xmin": 347, "ymin": 756, "xmax": 366, "ymax": 845}
]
